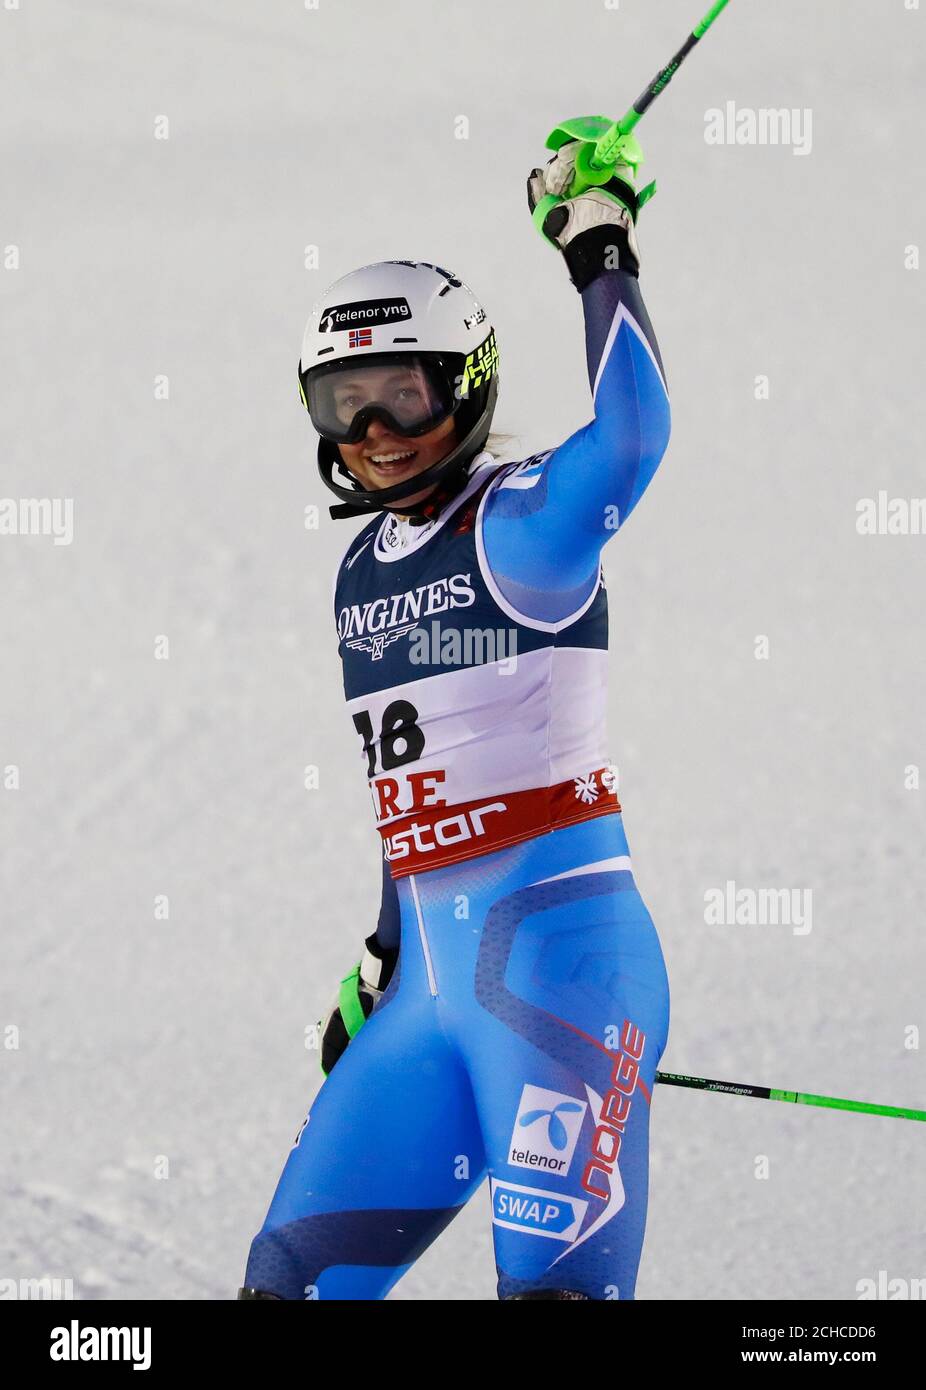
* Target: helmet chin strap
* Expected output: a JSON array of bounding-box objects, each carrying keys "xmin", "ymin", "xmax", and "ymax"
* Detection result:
[
  {"xmin": 327, "ymin": 448, "xmax": 467, "ymax": 522},
  {"xmin": 390, "ymin": 458, "xmax": 473, "ymax": 527}
]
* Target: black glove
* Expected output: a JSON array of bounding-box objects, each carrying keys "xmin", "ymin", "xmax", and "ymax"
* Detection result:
[{"xmin": 319, "ymin": 933, "xmax": 398, "ymax": 1076}]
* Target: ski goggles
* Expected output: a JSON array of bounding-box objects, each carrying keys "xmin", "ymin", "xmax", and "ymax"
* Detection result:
[{"xmin": 299, "ymin": 352, "xmax": 460, "ymax": 446}]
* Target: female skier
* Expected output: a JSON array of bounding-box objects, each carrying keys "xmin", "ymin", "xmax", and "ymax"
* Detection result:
[{"xmin": 240, "ymin": 132, "xmax": 672, "ymax": 1301}]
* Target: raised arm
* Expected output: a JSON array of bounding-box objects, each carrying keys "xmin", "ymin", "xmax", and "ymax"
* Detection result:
[{"xmin": 482, "ymin": 139, "xmax": 671, "ymax": 615}]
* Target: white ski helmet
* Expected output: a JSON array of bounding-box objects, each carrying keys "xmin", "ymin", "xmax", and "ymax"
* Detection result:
[{"xmin": 298, "ymin": 260, "xmax": 500, "ymax": 520}]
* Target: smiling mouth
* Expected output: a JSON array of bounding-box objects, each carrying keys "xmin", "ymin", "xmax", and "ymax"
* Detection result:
[{"xmin": 365, "ymin": 448, "xmax": 419, "ymax": 476}]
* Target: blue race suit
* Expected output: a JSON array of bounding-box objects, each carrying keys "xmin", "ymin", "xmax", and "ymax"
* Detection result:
[{"xmin": 244, "ymin": 266, "xmax": 672, "ymax": 1300}]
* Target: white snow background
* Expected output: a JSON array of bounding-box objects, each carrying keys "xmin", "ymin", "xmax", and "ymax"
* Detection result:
[{"xmin": 1, "ymin": 0, "xmax": 924, "ymax": 1300}]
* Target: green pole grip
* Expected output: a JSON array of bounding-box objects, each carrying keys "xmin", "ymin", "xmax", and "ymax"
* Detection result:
[
  {"xmin": 771, "ymin": 1088, "xmax": 926, "ymax": 1123},
  {"xmin": 337, "ymin": 965, "xmax": 367, "ymax": 1039},
  {"xmin": 694, "ymin": 0, "xmax": 731, "ymax": 40}
]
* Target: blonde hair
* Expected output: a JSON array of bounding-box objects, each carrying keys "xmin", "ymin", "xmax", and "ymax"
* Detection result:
[{"xmin": 485, "ymin": 431, "xmax": 518, "ymax": 460}]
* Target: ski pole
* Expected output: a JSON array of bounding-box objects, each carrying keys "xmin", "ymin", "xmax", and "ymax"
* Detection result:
[
  {"xmin": 563, "ymin": 0, "xmax": 734, "ymax": 197},
  {"xmin": 655, "ymin": 1071, "xmax": 926, "ymax": 1123}
]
